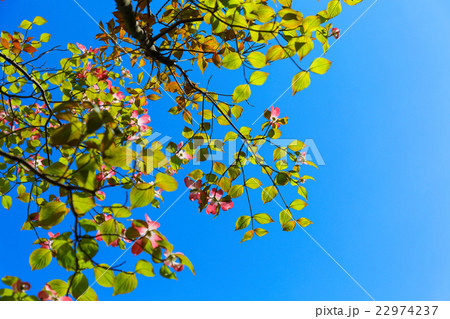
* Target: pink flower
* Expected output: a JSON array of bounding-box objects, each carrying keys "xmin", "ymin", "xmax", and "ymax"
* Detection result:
[
  {"xmin": 96, "ymin": 165, "xmax": 116, "ymax": 182},
  {"xmin": 155, "ymin": 188, "xmax": 163, "ymax": 200},
  {"xmin": 269, "ymin": 106, "xmax": 281, "ymax": 127},
  {"xmin": 131, "ymin": 110, "xmax": 151, "ymax": 132},
  {"xmin": 38, "ymin": 283, "xmax": 72, "ymax": 301},
  {"xmin": 121, "ymin": 68, "xmax": 132, "ymax": 79},
  {"xmin": 95, "ymin": 191, "xmax": 106, "ymax": 201},
  {"xmin": 112, "ymin": 91, "xmax": 125, "ymax": 103},
  {"xmin": 39, "ymin": 232, "xmax": 60, "ymax": 250},
  {"xmin": 206, "ymin": 188, "xmax": 233, "ymax": 215},
  {"xmin": 131, "ymin": 214, "xmax": 162, "ymax": 256},
  {"xmin": 12, "ymin": 279, "xmax": 31, "ymax": 293},
  {"xmin": 177, "ymin": 141, "xmax": 193, "ymax": 160},
  {"xmin": 28, "ymin": 154, "xmax": 44, "ymax": 170},
  {"xmin": 298, "ymin": 151, "xmax": 309, "ymax": 165},
  {"xmin": 76, "ymin": 43, "xmax": 99, "ymax": 54},
  {"xmin": 34, "ymin": 103, "xmax": 46, "ymax": 114},
  {"xmin": 31, "ymin": 128, "xmax": 41, "ymax": 140},
  {"xmin": 94, "ymin": 68, "xmax": 108, "ymax": 80},
  {"xmin": 163, "ymin": 250, "xmax": 185, "ymax": 272},
  {"xmin": 331, "ymin": 27, "xmax": 340, "ymax": 39},
  {"xmin": 184, "ymin": 177, "xmax": 203, "ymax": 204}
]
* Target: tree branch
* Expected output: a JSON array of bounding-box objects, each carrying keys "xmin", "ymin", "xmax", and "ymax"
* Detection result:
[{"xmin": 0, "ymin": 149, "xmax": 96, "ymax": 194}]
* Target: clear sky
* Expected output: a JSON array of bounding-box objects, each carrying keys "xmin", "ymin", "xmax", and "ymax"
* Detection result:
[{"xmin": 1, "ymin": 0, "xmax": 450, "ymax": 301}]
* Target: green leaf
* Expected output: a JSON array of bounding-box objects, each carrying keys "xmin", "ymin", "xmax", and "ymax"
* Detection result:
[
  {"xmin": 342, "ymin": 0, "xmax": 363, "ymax": 5},
  {"xmin": 32, "ymin": 16, "xmax": 47, "ymax": 25},
  {"xmin": 103, "ymin": 146, "xmax": 133, "ymax": 170},
  {"xmin": 302, "ymin": 15, "xmax": 321, "ymax": 33},
  {"xmin": 229, "ymin": 185, "xmax": 244, "ymax": 198},
  {"xmin": 288, "ymin": 140, "xmax": 305, "ymax": 151},
  {"xmin": 188, "ymin": 169, "xmax": 204, "ymax": 180},
  {"xmin": 235, "ymin": 215, "xmax": 251, "ymax": 230},
  {"xmin": 327, "ymin": 0, "xmax": 342, "ymax": 18},
  {"xmin": 213, "ymin": 162, "xmax": 227, "ymax": 175},
  {"xmin": 93, "ymin": 264, "xmax": 115, "ymax": 287},
  {"xmin": 249, "ymin": 71, "xmax": 269, "ymax": 86},
  {"xmin": 290, "ymin": 199, "xmax": 308, "ymax": 210},
  {"xmin": 19, "ymin": 20, "xmax": 32, "ymax": 30},
  {"xmin": 253, "ymin": 213, "xmax": 274, "ymax": 224},
  {"xmin": 279, "ymin": 209, "xmax": 292, "ymax": 227},
  {"xmin": 77, "ymin": 238, "xmax": 98, "ymax": 261},
  {"xmin": 40, "ymin": 33, "xmax": 51, "ymax": 43},
  {"xmin": 254, "ymin": 228, "xmax": 268, "ymax": 237},
  {"xmin": 38, "ymin": 201, "xmax": 68, "ymax": 227},
  {"xmin": 232, "ymin": 84, "xmax": 251, "ymax": 103},
  {"xmin": 2, "ymin": 195, "xmax": 12, "ymax": 210},
  {"xmin": 135, "ymin": 260, "xmax": 155, "ymax": 277},
  {"xmin": 240, "ymin": 230, "xmax": 253, "ymax": 243},
  {"xmin": 77, "ymin": 287, "xmax": 98, "ymax": 301},
  {"xmin": 278, "ymin": 0, "xmax": 292, "ymax": 7},
  {"xmin": 72, "ymin": 192, "xmax": 95, "ymax": 216},
  {"xmin": 261, "ymin": 186, "xmax": 277, "ymax": 204},
  {"xmin": 222, "ymin": 52, "xmax": 242, "ymax": 70},
  {"xmin": 245, "ymin": 178, "xmax": 262, "ymax": 189},
  {"xmin": 113, "ymin": 272, "xmax": 137, "ymax": 296},
  {"xmin": 298, "ymin": 185, "xmax": 308, "ymax": 200},
  {"xmin": 29, "ymin": 248, "xmax": 52, "ymax": 270},
  {"xmin": 282, "ymin": 220, "xmax": 296, "ymax": 231},
  {"xmin": 47, "ymin": 279, "xmax": 68, "ymax": 296},
  {"xmin": 56, "ymin": 243, "xmax": 76, "ymax": 271},
  {"xmin": 246, "ymin": 51, "xmax": 266, "ymax": 68},
  {"xmin": 69, "ymin": 273, "xmax": 88, "ymax": 300},
  {"xmin": 130, "ymin": 183, "xmax": 154, "ymax": 209},
  {"xmin": 175, "ymin": 253, "xmax": 196, "ymax": 275},
  {"xmin": 292, "ymin": 71, "xmax": 311, "ymax": 95},
  {"xmin": 224, "ymin": 131, "xmax": 238, "ymax": 142},
  {"xmin": 99, "ymin": 219, "xmax": 119, "ymax": 246},
  {"xmin": 309, "ymin": 57, "xmax": 332, "ymax": 74},
  {"xmin": 154, "ymin": 173, "xmax": 178, "ymax": 192},
  {"xmin": 273, "ymin": 148, "xmax": 287, "ymax": 161},
  {"xmin": 297, "ymin": 217, "xmax": 313, "ymax": 227}
]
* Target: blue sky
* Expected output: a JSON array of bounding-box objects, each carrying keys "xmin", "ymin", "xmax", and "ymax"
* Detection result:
[{"xmin": 1, "ymin": 0, "xmax": 450, "ymax": 301}]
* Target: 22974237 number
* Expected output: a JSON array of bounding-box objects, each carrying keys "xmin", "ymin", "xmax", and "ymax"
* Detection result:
[{"xmin": 376, "ymin": 306, "xmax": 438, "ymax": 316}]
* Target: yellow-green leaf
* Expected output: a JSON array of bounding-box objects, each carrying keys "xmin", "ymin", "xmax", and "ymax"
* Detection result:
[
  {"xmin": 232, "ymin": 84, "xmax": 251, "ymax": 103},
  {"xmin": 222, "ymin": 52, "xmax": 242, "ymax": 70},
  {"xmin": 261, "ymin": 186, "xmax": 277, "ymax": 204},
  {"xmin": 113, "ymin": 272, "xmax": 137, "ymax": 296},
  {"xmin": 29, "ymin": 248, "xmax": 52, "ymax": 270},
  {"xmin": 249, "ymin": 71, "xmax": 269, "ymax": 86},
  {"xmin": 297, "ymin": 217, "xmax": 313, "ymax": 227},
  {"xmin": 240, "ymin": 230, "xmax": 253, "ymax": 242},
  {"xmin": 253, "ymin": 213, "xmax": 274, "ymax": 224},
  {"xmin": 309, "ymin": 57, "xmax": 332, "ymax": 74},
  {"xmin": 290, "ymin": 199, "xmax": 308, "ymax": 210},
  {"xmin": 292, "ymin": 71, "xmax": 311, "ymax": 95},
  {"xmin": 327, "ymin": 0, "xmax": 342, "ymax": 18},
  {"xmin": 155, "ymin": 173, "xmax": 178, "ymax": 192},
  {"xmin": 343, "ymin": 0, "xmax": 363, "ymax": 5},
  {"xmin": 254, "ymin": 228, "xmax": 268, "ymax": 237},
  {"xmin": 235, "ymin": 215, "xmax": 251, "ymax": 230},
  {"xmin": 246, "ymin": 51, "xmax": 266, "ymax": 68}
]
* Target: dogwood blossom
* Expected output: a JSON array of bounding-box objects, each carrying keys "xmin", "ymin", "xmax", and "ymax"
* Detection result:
[
  {"xmin": 164, "ymin": 250, "xmax": 184, "ymax": 272},
  {"xmin": 206, "ymin": 188, "xmax": 233, "ymax": 215},
  {"xmin": 38, "ymin": 283, "xmax": 72, "ymax": 301},
  {"xmin": 131, "ymin": 214, "xmax": 162, "ymax": 256},
  {"xmin": 184, "ymin": 177, "xmax": 203, "ymax": 203}
]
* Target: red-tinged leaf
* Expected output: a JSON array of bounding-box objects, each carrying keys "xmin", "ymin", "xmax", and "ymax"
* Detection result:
[{"xmin": 240, "ymin": 230, "xmax": 253, "ymax": 243}]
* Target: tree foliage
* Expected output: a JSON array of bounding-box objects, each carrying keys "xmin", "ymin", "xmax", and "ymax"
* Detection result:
[{"xmin": 0, "ymin": 0, "xmax": 361, "ymax": 300}]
